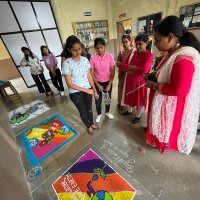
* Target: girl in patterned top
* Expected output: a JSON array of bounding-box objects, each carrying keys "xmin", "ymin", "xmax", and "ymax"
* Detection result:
[
  {"xmin": 20, "ymin": 47, "xmax": 52, "ymax": 96},
  {"xmin": 62, "ymin": 36, "xmax": 98, "ymax": 134}
]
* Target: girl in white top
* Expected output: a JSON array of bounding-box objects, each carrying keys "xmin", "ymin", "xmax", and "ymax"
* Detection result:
[{"xmin": 20, "ymin": 47, "xmax": 52, "ymax": 96}]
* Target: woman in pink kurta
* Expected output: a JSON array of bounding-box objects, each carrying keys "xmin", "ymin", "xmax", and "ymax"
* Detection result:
[
  {"xmin": 146, "ymin": 16, "xmax": 200, "ymax": 154},
  {"xmin": 121, "ymin": 34, "xmax": 153, "ymax": 123}
]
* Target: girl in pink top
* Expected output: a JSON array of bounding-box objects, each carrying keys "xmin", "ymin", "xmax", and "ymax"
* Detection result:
[
  {"xmin": 146, "ymin": 16, "xmax": 200, "ymax": 154},
  {"xmin": 90, "ymin": 38, "xmax": 116, "ymax": 123},
  {"xmin": 41, "ymin": 46, "xmax": 65, "ymax": 96}
]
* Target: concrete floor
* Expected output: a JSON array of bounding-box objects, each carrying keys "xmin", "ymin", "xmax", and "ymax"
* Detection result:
[{"xmin": 0, "ymin": 74, "xmax": 200, "ymax": 200}]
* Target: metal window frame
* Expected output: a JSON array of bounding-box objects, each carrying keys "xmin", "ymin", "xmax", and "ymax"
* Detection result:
[
  {"xmin": 179, "ymin": 2, "xmax": 200, "ymax": 29},
  {"xmin": 137, "ymin": 12, "xmax": 162, "ymax": 35},
  {"xmin": 0, "ymin": 0, "xmax": 63, "ymax": 88}
]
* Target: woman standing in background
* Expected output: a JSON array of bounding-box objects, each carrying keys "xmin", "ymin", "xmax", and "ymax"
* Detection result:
[
  {"xmin": 20, "ymin": 47, "xmax": 53, "ymax": 96},
  {"xmin": 41, "ymin": 45, "xmax": 65, "ymax": 96},
  {"xmin": 120, "ymin": 34, "xmax": 153, "ymax": 123},
  {"xmin": 117, "ymin": 34, "xmax": 134, "ymax": 109}
]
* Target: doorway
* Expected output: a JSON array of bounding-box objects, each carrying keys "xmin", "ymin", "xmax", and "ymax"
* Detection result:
[{"xmin": 116, "ymin": 19, "xmax": 132, "ymax": 56}]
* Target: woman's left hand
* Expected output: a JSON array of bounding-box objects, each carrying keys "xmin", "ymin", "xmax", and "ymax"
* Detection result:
[{"xmin": 146, "ymin": 80, "xmax": 155, "ymax": 90}]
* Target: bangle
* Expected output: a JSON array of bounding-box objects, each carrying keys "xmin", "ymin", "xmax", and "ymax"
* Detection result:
[{"xmin": 153, "ymin": 83, "xmax": 159, "ymax": 90}]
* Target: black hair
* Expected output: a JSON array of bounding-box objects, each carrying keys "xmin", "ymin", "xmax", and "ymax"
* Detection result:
[
  {"xmin": 81, "ymin": 43, "xmax": 88, "ymax": 54},
  {"xmin": 94, "ymin": 38, "xmax": 106, "ymax": 47},
  {"xmin": 21, "ymin": 47, "xmax": 34, "ymax": 61},
  {"xmin": 40, "ymin": 45, "xmax": 51, "ymax": 56},
  {"xmin": 21, "ymin": 47, "xmax": 29, "ymax": 52},
  {"xmin": 154, "ymin": 15, "xmax": 200, "ymax": 52},
  {"xmin": 63, "ymin": 35, "xmax": 81, "ymax": 58},
  {"xmin": 135, "ymin": 34, "xmax": 149, "ymax": 43},
  {"xmin": 125, "ymin": 29, "xmax": 131, "ymax": 35},
  {"xmin": 80, "ymin": 43, "xmax": 91, "ymax": 60},
  {"xmin": 122, "ymin": 34, "xmax": 131, "ymax": 41}
]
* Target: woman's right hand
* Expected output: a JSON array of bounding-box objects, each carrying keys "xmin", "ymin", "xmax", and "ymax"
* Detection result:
[
  {"xmin": 86, "ymin": 89, "xmax": 94, "ymax": 95},
  {"xmin": 94, "ymin": 90, "xmax": 99, "ymax": 100},
  {"xmin": 97, "ymin": 84, "xmax": 104, "ymax": 92}
]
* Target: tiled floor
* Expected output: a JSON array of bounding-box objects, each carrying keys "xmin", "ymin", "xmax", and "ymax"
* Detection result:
[{"xmin": 0, "ymin": 75, "xmax": 200, "ymax": 200}]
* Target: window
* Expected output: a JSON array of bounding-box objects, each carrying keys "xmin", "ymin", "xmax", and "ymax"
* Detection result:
[
  {"xmin": 180, "ymin": 2, "xmax": 200, "ymax": 28},
  {"xmin": 0, "ymin": 0, "xmax": 63, "ymax": 87},
  {"xmin": 138, "ymin": 13, "xmax": 162, "ymax": 35}
]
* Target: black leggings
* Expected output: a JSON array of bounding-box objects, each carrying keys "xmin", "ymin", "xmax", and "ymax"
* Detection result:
[
  {"xmin": 49, "ymin": 68, "xmax": 64, "ymax": 91},
  {"xmin": 70, "ymin": 91, "xmax": 94, "ymax": 128},
  {"xmin": 31, "ymin": 73, "xmax": 51, "ymax": 93}
]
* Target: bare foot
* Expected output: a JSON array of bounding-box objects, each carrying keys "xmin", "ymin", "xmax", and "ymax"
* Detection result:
[
  {"xmin": 91, "ymin": 124, "xmax": 97, "ymax": 129},
  {"xmin": 87, "ymin": 127, "xmax": 93, "ymax": 135}
]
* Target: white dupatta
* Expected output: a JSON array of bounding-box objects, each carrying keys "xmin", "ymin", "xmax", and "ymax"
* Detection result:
[
  {"xmin": 121, "ymin": 50, "xmax": 135, "ymax": 106},
  {"xmin": 149, "ymin": 46, "xmax": 200, "ymax": 154}
]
